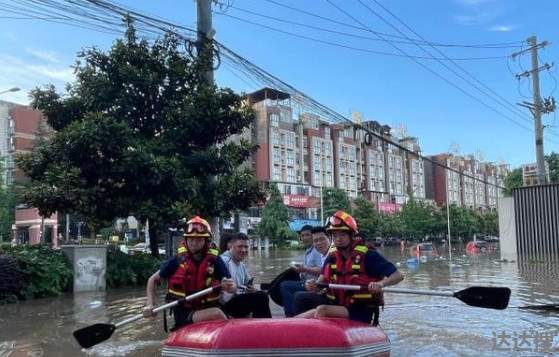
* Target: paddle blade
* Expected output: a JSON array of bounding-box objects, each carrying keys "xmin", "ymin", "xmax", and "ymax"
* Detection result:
[
  {"xmin": 73, "ymin": 323, "xmax": 116, "ymax": 349},
  {"xmin": 454, "ymin": 286, "xmax": 511, "ymax": 310}
]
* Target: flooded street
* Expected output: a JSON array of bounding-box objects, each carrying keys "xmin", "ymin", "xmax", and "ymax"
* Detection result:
[{"xmin": 1, "ymin": 245, "xmax": 559, "ymax": 356}]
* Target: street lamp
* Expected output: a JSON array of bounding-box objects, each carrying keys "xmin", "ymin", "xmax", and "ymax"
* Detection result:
[{"xmin": 0, "ymin": 87, "xmax": 20, "ymax": 95}]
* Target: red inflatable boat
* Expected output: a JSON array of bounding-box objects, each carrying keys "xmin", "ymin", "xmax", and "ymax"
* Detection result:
[{"xmin": 162, "ymin": 317, "xmax": 390, "ymax": 356}]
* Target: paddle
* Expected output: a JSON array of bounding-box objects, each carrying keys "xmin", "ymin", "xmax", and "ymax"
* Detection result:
[
  {"xmin": 73, "ymin": 286, "xmax": 219, "ymax": 349},
  {"xmin": 317, "ymin": 283, "xmax": 511, "ymax": 310}
]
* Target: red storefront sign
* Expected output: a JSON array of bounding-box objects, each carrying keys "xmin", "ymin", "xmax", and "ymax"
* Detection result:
[
  {"xmin": 283, "ymin": 195, "xmax": 314, "ymax": 208},
  {"xmin": 378, "ymin": 202, "xmax": 402, "ymax": 214}
]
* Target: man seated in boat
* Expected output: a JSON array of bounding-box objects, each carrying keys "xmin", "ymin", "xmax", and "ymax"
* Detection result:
[
  {"xmin": 279, "ymin": 224, "xmax": 323, "ymax": 317},
  {"xmin": 220, "ymin": 233, "xmax": 272, "ymax": 318},
  {"xmin": 296, "ymin": 210, "xmax": 404, "ymax": 326},
  {"xmin": 143, "ymin": 216, "xmax": 237, "ymax": 330},
  {"xmin": 293, "ymin": 226, "xmax": 331, "ymax": 315}
]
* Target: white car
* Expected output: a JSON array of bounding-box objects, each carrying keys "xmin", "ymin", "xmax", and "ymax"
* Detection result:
[{"xmin": 128, "ymin": 243, "xmax": 165, "ymax": 255}]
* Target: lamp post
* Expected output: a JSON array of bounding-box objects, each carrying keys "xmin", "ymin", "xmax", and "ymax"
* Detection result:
[{"xmin": 0, "ymin": 87, "xmax": 20, "ymax": 95}]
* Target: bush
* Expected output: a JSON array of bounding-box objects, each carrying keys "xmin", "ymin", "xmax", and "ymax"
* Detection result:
[
  {"xmin": 106, "ymin": 246, "xmax": 162, "ymax": 288},
  {"xmin": 0, "ymin": 245, "xmax": 73, "ymax": 301}
]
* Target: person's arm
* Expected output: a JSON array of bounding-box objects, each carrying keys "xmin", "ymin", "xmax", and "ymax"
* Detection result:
[
  {"xmin": 143, "ymin": 271, "xmax": 161, "ymax": 317},
  {"xmin": 215, "ymin": 256, "xmax": 236, "ymax": 294},
  {"xmin": 365, "ymin": 251, "xmax": 404, "ymax": 293}
]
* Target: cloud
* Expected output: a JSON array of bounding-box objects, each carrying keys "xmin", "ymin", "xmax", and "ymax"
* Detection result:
[
  {"xmin": 487, "ymin": 24, "xmax": 516, "ymax": 32},
  {"xmin": 453, "ymin": 0, "xmax": 505, "ymax": 26},
  {"xmin": 25, "ymin": 48, "xmax": 60, "ymax": 63},
  {"xmin": 0, "ymin": 54, "xmax": 74, "ymax": 105},
  {"xmin": 455, "ymin": 0, "xmax": 495, "ymax": 6}
]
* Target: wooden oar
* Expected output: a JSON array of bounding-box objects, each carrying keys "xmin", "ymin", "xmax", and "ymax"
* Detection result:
[
  {"xmin": 317, "ymin": 283, "xmax": 511, "ymax": 310},
  {"xmin": 73, "ymin": 286, "xmax": 220, "ymax": 349}
]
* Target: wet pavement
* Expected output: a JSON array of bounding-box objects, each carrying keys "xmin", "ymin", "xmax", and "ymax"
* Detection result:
[{"xmin": 1, "ymin": 245, "xmax": 558, "ymax": 356}]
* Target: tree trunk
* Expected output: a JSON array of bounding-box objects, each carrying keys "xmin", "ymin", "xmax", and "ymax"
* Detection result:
[{"xmin": 149, "ymin": 223, "xmax": 159, "ymax": 258}]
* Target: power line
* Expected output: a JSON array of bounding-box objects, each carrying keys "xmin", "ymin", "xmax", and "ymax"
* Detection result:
[
  {"xmin": 366, "ymin": 0, "xmax": 538, "ymax": 127},
  {"xmin": 10, "ymin": 0, "xmax": 510, "ymax": 188},
  {"xmin": 215, "ymin": 12, "xmax": 511, "ymax": 61},
  {"xmin": 323, "ymin": 0, "xmax": 542, "ymax": 139},
  {"xmin": 227, "ymin": 5, "xmax": 520, "ymax": 50},
  {"xmin": 260, "ymin": 0, "xmax": 523, "ymax": 49}
]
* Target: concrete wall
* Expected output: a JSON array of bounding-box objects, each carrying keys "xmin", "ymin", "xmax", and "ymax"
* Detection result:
[
  {"xmin": 498, "ymin": 197, "xmax": 517, "ymax": 261},
  {"xmin": 62, "ymin": 245, "xmax": 107, "ymax": 293}
]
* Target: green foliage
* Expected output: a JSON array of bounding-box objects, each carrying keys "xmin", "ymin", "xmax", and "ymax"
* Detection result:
[
  {"xmin": 400, "ymin": 200, "xmax": 439, "ymax": 241},
  {"xmin": 17, "ymin": 21, "xmax": 264, "ymax": 255},
  {"xmin": 352, "ymin": 197, "xmax": 380, "ymax": 239},
  {"xmin": 503, "ymin": 168, "xmax": 523, "ymax": 196},
  {"xmin": 322, "ymin": 187, "xmax": 352, "ymax": 218},
  {"xmin": 0, "ymin": 254, "xmax": 24, "ymax": 303},
  {"xmin": 0, "ymin": 162, "xmax": 16, "ymax": 242},
  {"xmin": 106, "ymin": 246, "xmax": 162, "ymax": 287},
  {"xmin": 0, "ymin": 245, "xmax": 72, "ymax": 300},
  {"xmin": 256, "ymin": 184, "xmax": 293, "ymax": 246},
  {"xmin": 545, "ymin": 151, "xmax": 559, "ymax": 183}
]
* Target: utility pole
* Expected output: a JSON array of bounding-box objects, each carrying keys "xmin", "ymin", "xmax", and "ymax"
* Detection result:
[
  {"xmin": 512, "ymin": 36, "xmax": 556, "ymax": 185},
  {"xmin": 197, "ymin": 0, "xmax": 214, "ymax": 83},
  {"xmin": 196, "ymin": 0, "xmax": 220, "ymax": 236}
]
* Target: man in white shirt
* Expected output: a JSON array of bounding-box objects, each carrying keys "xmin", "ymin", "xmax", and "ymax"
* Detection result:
[
  {"xmin": 293, "ymin": 226, "xmax": 331, "ymax": 315},
  {"xmin": 220, "ymin": 233, "xmax": 272, "ymax": 318}
]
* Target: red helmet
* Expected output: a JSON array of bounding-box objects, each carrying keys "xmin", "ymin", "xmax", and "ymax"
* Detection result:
[
  {"xmin": 183, "ymin": 216, "xmax": 212, "ymax": 239},
  {"xmin": 326, "ymin": 210, "xmax": 358, "ymax": 234}
]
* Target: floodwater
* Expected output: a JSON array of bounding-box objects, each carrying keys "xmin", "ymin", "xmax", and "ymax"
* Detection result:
[{"xmin": 1, "ymin": 245, "xmax": 559, "ymax": 356}]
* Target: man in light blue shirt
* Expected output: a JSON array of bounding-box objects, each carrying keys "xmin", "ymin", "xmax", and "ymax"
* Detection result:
[{"xmin": 280, "ymin": 225, "xmax": 323, "ymax": 317}]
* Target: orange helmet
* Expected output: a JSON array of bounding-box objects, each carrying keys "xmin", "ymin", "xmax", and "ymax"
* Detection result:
[
  {"xmin": 326, "ymin": 210, "xmax": 358, "ymax": 234},
  {"xmin": 183, "ymin": 216, "xmax": 212, "ymax": 239}
]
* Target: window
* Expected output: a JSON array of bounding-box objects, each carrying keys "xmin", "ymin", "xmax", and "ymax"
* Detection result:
[
  {"xmin": 273, "ymin": 148, "xmax": 281, "ymax": 163},
  {"xmin": 287, "ymin": 168, "xmax": 296, "ymax": 182},
  {"xmin": 287, "ymin": 151, "xmax": 295, "ymax": 166},
  {"xmin": 324, "ymin": 127, "xmax": 331, "ymax": 138},
  {"xmin": 272, "ymin": 131, "xmax": 280, "ymax": 146},
  {"xmin": 270, "ymin": 113, "xmax": 279, "ymax": 127},
  {"xmin": 273, "ymin": 166, "xmax": 281, "ymax": 181},
  {"xmin": 303, "ymin": 136, "xmax": 308, "ymax": 149}
]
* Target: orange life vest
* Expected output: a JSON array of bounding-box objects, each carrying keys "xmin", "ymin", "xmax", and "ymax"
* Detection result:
[
  {"xmin": 166, "ymin": 242, "xmax": 221, "ymax": 308},
  {"xmin": 323, "ymin": 242, "xmax": 384, "ymax": 308}
]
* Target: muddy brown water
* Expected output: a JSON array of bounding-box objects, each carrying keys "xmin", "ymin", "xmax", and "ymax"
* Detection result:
[{"xmin": 1, "ymin": 245, "xmax": 558, "ymax": 356}]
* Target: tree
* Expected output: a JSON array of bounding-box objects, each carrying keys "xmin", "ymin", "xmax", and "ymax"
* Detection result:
[
  {"xmin": 256, "ymin": 184, "xmax": 293, "ymax": 246},
  {"xmin": 322, "ymin": 187, "xmax": 351, "ymax": 218},
  {"xmin": 0, "ymin": 163, "xmax": 16, "ymax": 242},
  {"xmin": 400, "ymin": 200, "xmax": 438, "ymax": 241},
  {"xmin": 352, "ymin": 197, "xmax": 380, "ymax": 240},
  {"xmin": 545, "ymin": 152, "xmax": 559, "ymax": 183},
  {"xmin": 377, "ymin": 213, "xmax": 403, "ymax": 238},
  {"xmin": 16, "ymin": 22, "xmax": 264, "ymax": 255},
  {"xmin": 503, "ymin": 168, "xmax": 522, "ymax": 196}
]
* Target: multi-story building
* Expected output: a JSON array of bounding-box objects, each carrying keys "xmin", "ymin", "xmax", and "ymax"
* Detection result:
[
  {"xmin": 426, "ymin": 153, "xmax": 507, "ymax": 210},
  {"xmin": 400, "ymin": 137, "xmax": 425, "ymax": 200},
  {"xmin": 522, "ymin": 162, "xmax": 550, "ymax": 186},
  {"xmin": 0, "ymin": 100, "xmax": 58, "ymax": 245},
  {"xmin": 245, "ymin": 88, "xmax": 508, "ymax": 225}
]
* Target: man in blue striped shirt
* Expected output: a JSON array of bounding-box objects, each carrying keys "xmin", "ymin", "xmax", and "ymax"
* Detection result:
[{"xmin": 280, "ymin": 225, "xmax": 323, "ymax": 317}]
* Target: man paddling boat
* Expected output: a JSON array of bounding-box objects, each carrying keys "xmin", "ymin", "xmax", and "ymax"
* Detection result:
[{"xmin": 296, "ymin": 210, "xmax": 404, "ymax": 325}]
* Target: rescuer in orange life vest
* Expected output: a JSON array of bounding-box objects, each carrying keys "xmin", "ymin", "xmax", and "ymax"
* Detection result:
[
  {"xmin": 296, "ymin": 210, "xmax": 404, "ymax": 325},
  {"xmin": 143, "ymin": 216, "xmax": 236, "ymax": 330}
]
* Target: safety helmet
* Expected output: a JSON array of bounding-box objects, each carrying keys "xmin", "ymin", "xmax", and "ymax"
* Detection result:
[
  {"xmin": 325, "ymin": 210, "xmax": 358, "ymax": 234},
  {"xmin": 183, "ymin": 216, "xmax": 212, "ymax": 239}
]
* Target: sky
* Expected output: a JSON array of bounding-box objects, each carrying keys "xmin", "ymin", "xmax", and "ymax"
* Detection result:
[{"xmin": 0, "ymin": 0, "xmax": 558, "ymax": 168}]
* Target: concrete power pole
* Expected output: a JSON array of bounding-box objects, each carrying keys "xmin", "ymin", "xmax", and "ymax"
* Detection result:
[
  {"xmin": 513, "ymin": 36, "xmax": 555, "ymax": 185},
  {"xmin": 197, "ymin": 0, "xmax": 214, "ymax": 83},
  {"xmin": 528, "ymin": 36, "xmax": 546, "ymax": 184},
  {"xmin": 196, "ymin": 0, "xmax": 219, "ymax": 236}
]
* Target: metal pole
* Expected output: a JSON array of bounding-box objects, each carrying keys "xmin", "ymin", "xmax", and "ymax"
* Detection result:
[
  {"xmin": 65, "ymin": 213, "xmax": 70, "ymax": 240},
  {"xmin": 528, "ymin": 36, "xmax": 547, "ymax": 184},
  {"xmin": 446, "ymin": 169, "xmax": 452, "ymax": 262}
]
